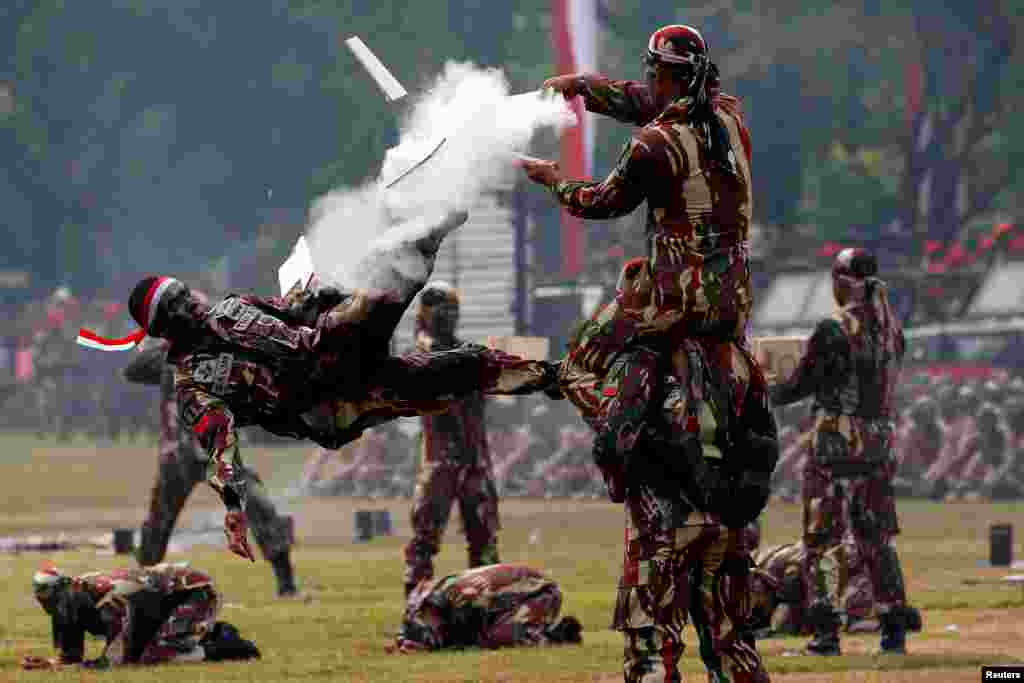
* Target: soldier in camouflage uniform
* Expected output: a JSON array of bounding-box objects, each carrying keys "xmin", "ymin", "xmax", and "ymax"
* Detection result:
[
  {"xmin": 771, "ymin": 247, "xmax": 912, "ymax": 656},
  {"xmin": 523, "ymin": 25, "xmax": 774, "ymax": 683},
  {"xmin": 394, "ymin": 563, "xmax": 582, "ymax": 652},
  {"xmin": 520, "ymin": 25, "xmax": 753, "ymax": 483},
  {"xmin": 122, "ymin": 336, "xmax": 300, "ymax": 597},
  {"xmin": 25, "ymin": 562, "xmax": 258, "ymax": 670},
  {"xmin": 404, "ymin": 282, "xmax": 501, "ymax": 595},
  {"xmin": 79, "ymin": 209, "xmax": 560, "ymax": 562}
]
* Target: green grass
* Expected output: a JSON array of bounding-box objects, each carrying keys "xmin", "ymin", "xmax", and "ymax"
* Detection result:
[{"xmin": 0, "ymin": 435, "xmax": 1022, "ymax": 681}]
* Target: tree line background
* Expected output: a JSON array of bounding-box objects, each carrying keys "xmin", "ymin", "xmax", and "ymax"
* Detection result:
[{"xmin": 1, "ymin": 0, "xmax": 1021, "ymax": 302}]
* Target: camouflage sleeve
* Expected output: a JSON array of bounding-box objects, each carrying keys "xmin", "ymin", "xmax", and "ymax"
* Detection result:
[
  {"xmin": 550, "ymin": 134, "xmax": 653, "ymax": 219},
  {"xmin": 578, "ymin": 75, "xmax": 657, "ymax": 126},
  {"xmin": 176, "ymin": 370, "xmax": 246, "ymax": 511},
  {"xmin": 121, "ymin": 346, "xmax": 167, "ymax": 386},
  {"xmin": 770, "ymin": 319, "xmax": 850, "ymax": 407}
]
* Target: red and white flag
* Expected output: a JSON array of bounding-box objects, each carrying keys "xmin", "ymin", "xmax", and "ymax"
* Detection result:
[{"xmin": 552, "ymin": 0, "xmax": 598, "ymax": 278}]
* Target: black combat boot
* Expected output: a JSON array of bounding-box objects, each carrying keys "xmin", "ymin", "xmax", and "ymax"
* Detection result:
[
  {"xmin": 270, "ymin": 551, "xmax": 298, "ymax": 597},
  {"xmin": 804, "ymin": 601, "xmax": 841, "ymax": 656},
  {"xmin": 878, "ymin": 608, "xmax": 909, "ymax": 654},
  {"xmin": 202, "ymin": 622, "xmax": 261, "ymax": 661}
]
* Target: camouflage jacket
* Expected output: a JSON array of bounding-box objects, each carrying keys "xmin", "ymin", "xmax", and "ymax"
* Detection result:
[
  {"xmin": 550, "ymin": 75, "xmax": 754, "ymax": 336},
  {"xmin": 397, "ymin": 564, "xmax": 556, "ymax": 651},
  {"xmin": 47, "ymin": 563, "xmax": 214, "ymax": 666},
  {"xmin": 771, "ymin": 305, "xmax": 906, "ymax": 471},
  {"xmin": 415, "ymin": 331, "xmax": 488, "ymax": 466},
  {"xmin": 168, "ymin": 288, "xmax": 345, "ymax": 510}
]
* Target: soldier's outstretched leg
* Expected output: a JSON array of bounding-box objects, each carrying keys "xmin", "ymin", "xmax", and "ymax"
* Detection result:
[
  {"xmin": 242, "ymin": 467, "xmax": 299, "ymax": 597},
  {"xmin": 316, "ymin": 209, "xmax": 470, "ymax": 390},
  {"xmin": 458, "ymin": 461, "xmax": 500, "ymax": 569},
  {"xmin": 403, "ymin": 459, "xmax": 458, "ymax": 596}
]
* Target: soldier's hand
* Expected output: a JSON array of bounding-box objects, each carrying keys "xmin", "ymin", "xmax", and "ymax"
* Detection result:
[
  {"xmin": 224, "ymin": 510, "xmax": 255, "ymax": 562},
  {"xmin": 516, "ymin": 157, "xmax": 562, "ymax": 187},
  {"xmin": 543, "ymin": 74, "xmax": 584, "ymax": 99},
  {"xmin": 21, "ymin": 656, "xmax": 62, "ymax": 671}
]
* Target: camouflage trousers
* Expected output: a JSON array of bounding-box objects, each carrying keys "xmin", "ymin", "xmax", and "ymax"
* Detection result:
[
  {"xmin": 139, "ymin": 454, "xmax": 293, "ymax": 566},
  {"xmin": 801, "ymin": 454, "xmax": 907, "ymax": 619},
  {"xmin": 616, "ymin": 491, "xmax": 770, "ymax": 683},
  {"xmin": 403, "ymin": 458, "xmax": 500, "ymax": 588},
  {"xmin": 136, "ymin": 586, "xmax": 220, "ymax": 665}
]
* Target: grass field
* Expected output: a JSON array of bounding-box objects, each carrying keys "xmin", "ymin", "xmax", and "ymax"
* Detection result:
[{"xmin": 0, "ymin": 432, "xmax": 1022, "ymax": 682}]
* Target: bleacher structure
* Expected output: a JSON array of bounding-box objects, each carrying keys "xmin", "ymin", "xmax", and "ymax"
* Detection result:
[
  {"xmin": 390, "ymin": 191, "xmax": 518, "ymax": 352},
  {"xmin": 749, "ymin": 254, "xmax": 1024, "ymax": 370}
]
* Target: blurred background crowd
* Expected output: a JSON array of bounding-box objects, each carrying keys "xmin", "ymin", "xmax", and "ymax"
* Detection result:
[
  {"xmin": 5, "ymin": 283, "xmax": 1023, "ymax": 503},
  {"xmin": 2, "ymin": 1, "xmax": 1023, "ymax": 500}
]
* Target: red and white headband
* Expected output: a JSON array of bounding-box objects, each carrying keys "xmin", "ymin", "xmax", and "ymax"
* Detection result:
[{"xmin": 76, "ymin": 276, "xmax": 179, "ymax": 352}]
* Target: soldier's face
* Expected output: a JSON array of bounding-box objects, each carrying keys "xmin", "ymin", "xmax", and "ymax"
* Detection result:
[{"xmin": 149, "ymin": 286, "xmax": 203, "ymax": 339}]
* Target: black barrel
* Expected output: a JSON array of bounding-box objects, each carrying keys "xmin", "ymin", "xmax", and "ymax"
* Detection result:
[
  {"xmin": 990, "ymin": 523, "xmax": 1013, "ymax": 567},
  {"xmin": 353, "ymin": 510, "xmax": 374, "ymax": 543},
  {"xmin": 112, "ymin": 529, "xmax": 135, "ymax": 555}
]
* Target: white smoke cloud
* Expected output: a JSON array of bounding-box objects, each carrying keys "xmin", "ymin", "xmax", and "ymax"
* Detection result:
[{"xmin": 306, "ymin": 61, "xmax": 575, "ymax": 294}]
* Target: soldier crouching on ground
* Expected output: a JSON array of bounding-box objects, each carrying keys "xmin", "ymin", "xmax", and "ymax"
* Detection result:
[
  {"xmin": 392, "ymin": 563, "xmax": 582, "ymax": 652},
  {"xmin": 23, "ymin": 562, "xmax": 258, "ymax": 670}
]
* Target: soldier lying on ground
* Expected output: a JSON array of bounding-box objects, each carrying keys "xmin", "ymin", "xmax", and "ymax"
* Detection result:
[
  {"xmin": 76, "ymin": 209, "xmax": 561, "ymax": 562},
  {"xmin": 24, "ymin": 562, "xmax": 258, "ymax": 670},
  {"xmin": 392, "ymin": 563, "xmax": 582, "ymax": 652}
]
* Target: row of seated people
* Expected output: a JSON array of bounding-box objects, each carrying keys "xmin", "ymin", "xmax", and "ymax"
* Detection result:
[
  {"xmin": 299, "ymin": 372, "xmax": 1024, "ymax": 502},
  {"xmin": 297, "ymin": 400, "xmax": 605, "ymax": 499},
  {"xmin": 773, "ymin": 374, "xmax": 1024, "ymax": 502}
]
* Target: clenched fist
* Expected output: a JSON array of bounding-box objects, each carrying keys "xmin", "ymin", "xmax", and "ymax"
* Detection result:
[{"xmin": 224, "ymin": 510, "xmax": 255, "ymax": 562}]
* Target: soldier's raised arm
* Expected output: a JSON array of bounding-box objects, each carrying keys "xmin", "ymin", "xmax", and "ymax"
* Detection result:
[
  {"xmin": 545, "ymin": 74, "xmax": 657, "ymax": 126},
  {"xmin": 175, "ymin": 369, "xmax": 253, "ymax": 562}
]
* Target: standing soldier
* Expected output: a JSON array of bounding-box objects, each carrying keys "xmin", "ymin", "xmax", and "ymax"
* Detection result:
[
  {"xmin": 521, "ymin": 24, "xmax": 776, "ymax": 682},
  {"xmin": 123, "ymin": 332, "xmax": 300, "ymax": 598},
  {"xmin": 403, "ymin": 282, "xmax": 500, "ymax": 596},
  {"xmin": 520, "ymin": 23, "xmax": 754, "ymax": 478},
  {"xmin": 771, "ymin": 247, "xmax": 913, "ymax": 656}
]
